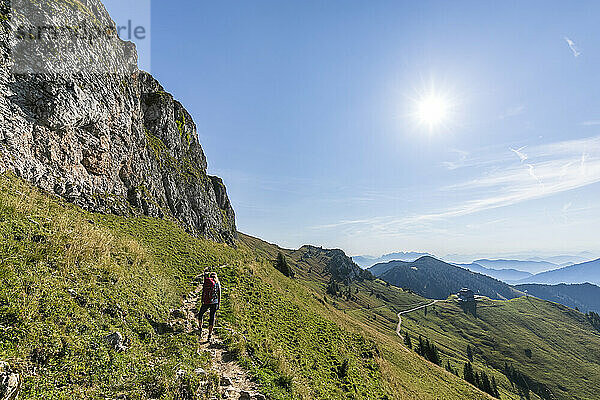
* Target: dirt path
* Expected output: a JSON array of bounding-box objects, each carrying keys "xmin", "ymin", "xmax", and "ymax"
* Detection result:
[
  {"xmin": 180, "ymin": 284, "xmax": 265, "ymax": 400},
  {"xmin": 395, "ymin": 300, "xmax": 442, "ymax": 338}
]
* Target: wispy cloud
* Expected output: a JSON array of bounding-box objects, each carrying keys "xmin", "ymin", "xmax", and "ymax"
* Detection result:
[
  {"xmin": 442, "ymin": 149, "xmax": 469, "ymax": 170},
  {"xmin": 564, "ymin": 36, "xmax": 581, "ymax": 57},
  {"xmin": 581, "ymin": 120, "xmax": 600, "ymax": 126},
  {"xmin": 510, "ymin": 146, "xmax": 528, "ymax": 162},
  {"xmin": 314, "ymin": 135, "xmax": 600, "ymax": 237},
  {"xmin": 441, "ymin": 136, "xmax": 600, "ymax": 212},
  {"xmin": 499, "ymin": 105, "xmax": 525, "ymax": 119}
]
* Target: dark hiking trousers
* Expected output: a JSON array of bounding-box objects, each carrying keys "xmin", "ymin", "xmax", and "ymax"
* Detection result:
[{"xmin": 197, "ymin": 304, "xmax": 218, "ymax": 326}]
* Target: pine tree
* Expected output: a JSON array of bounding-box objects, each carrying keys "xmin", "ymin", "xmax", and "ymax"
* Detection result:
[
  {"xmin": 274, "ymin": 252, "xmax": 295, "ymax": 278},
  {"xmin": 445, "ymin": 360, "xmax": 452, "ymax": 373},
  {"xmin": 326, "ymin": 279, "xmax": 339, "ymax": 296},
  {"xmin": 480, "ymin": 371, "xmax": 492, "ymax": 395},
  {"xmin": 418, "ymin": 336, "xmax": 425, "ymax": 357},
  {"xmin": 429, "ymin": 341, "xmax": 441, "ymax": 365},
  {"xmin": 404, "ymin": 333, "xmax": 412, "ymax": 349},
  {"xmin": 466, "ymin": 344, "xmax": 474, "ymax": 362},
  {"xmin": 463, "ymin": 362, "xmax": 475, "ymax": 385},
  {"xmin": 491, "ymin": 376, "xmax": 500, "ymax": 398}
]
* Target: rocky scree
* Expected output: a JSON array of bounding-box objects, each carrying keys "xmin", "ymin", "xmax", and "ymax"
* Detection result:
[
  {"xmin": 0, "ymin": 0, "xmax": 236, "ymax": 243},
  {"xmin": 0, "ymin": 361, "xmax": 19, "ymax": 400}
]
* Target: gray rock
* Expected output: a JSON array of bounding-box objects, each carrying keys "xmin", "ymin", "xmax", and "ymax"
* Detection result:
[
  {"xmin": 239, "ymin": 391, "xmax": 251, "ymax": 400},
  {"xmin": 0, "ymin": 0, "xmax": 236, "ymax": 244},
  {"xmin": 0, "ymin": 361, "xmax": 20, "ymax": 400},
  {"xmin": 194, "ymin": 368, "xmax": 207, "ymax": 378},
  {"xmin": 170, "ymin": 308, "xmax": 185, "ymax": 319},
  {"xmin": 220, "ymin": 375, "xmax": 232, "ymax": 386},
  {"xmin": 103, "ymin": 332, "xmax": 127, "ymax": 352}
]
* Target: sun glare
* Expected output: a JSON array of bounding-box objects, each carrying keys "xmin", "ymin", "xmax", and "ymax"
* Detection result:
[{"xmin": 415, "ymin": 93, "xmax": 450, "ymax": 130}]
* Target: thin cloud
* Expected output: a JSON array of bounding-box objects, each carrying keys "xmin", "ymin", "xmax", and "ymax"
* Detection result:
[
  {"xmin": 564, "ymin": 36, "xmax": 581, "ymax": 57},
  {"xmin": 499, "ymin": 105, "xmax": 525, "ymax": 119},
  {"xmin": 442, "ymin": 149, "xmax": 469, "ymax": 170},
  {"xmin": 581, "ymin": 120, "xmax": 600, "ymax": 126},
  {"xmin": 510, "ymin": 146, "xmax": 528, "ymax": 162},
  {"xmin": 314, "ymin": 135, "xmax": 600, "ymax": 237},
  {"xmin": 526, "ymin": 163, "xmax": 542, "ymax": 184}
]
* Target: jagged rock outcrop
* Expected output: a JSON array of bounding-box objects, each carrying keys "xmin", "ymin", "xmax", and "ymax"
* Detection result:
[
  {"xmin": 297, "ymin": 245, "xmax": 373, "ymax": 283},
  {"xmin": 103, "ymin": 331, "xmax": 128, "ymax": 352},
  {"xmin": 0, "ymin": 362, "xmax": 19, "ymax": 400},
  {"xmin": 0, "ymin": 0, "xmax": 236, "ymax": 243}
]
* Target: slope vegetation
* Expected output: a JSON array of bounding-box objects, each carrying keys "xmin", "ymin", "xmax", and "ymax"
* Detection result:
[
  {"xmin": 514, "ymin": 283, "xmax": 600, "ymax": 313},
  {"xmin": 400, "ymin": 297, "xmax": 600, "ymax": 400},
  {"xmin": 0, "ymin": 174, "xmax": 491, "ymax": 400}
]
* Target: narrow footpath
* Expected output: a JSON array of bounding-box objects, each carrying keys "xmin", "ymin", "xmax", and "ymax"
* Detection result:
[
  {"xmin": 395, "ymin": 300, "xmax": 442, "ymax": 338},
  {"xmin": 180, "ymin": 284, "xmax": 266, "ymax": 400}
]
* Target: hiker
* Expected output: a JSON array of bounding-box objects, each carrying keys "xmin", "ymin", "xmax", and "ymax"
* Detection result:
[{"xmin": 197, "ymin": 271, "xmax": 221, "ymax": 341}]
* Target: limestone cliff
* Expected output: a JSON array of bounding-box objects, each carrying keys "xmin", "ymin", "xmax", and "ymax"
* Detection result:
[{"xmin": 0, "ymin": 0, "xmax": 236, "ymax": 243}]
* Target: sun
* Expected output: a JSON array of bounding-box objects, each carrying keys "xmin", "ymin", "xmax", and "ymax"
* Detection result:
[{"xmin": 414, "ymin": 93, "xmax": 450, "ymax": 130}]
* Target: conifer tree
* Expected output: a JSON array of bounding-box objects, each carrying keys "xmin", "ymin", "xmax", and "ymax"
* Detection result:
[
  {"xmin": 463, "ymin": 362, "xmax": 475, "ymax": 385},
  {"xmin": 274, "ymin": 252, "xmax": 295, "ymax": 278},
  {"xmin": 491, "ymin": 376, "xmax": 500, "ymax": 398},
  {"xmin": 418, "ymin": 336, "xmax": 425, "ymax": 357},
  {"xmin": 404, "ymin": 333, "xmax": 412, "ymax": 349},
  {"xmin": 480, "ymin": 371, "xmax": 492, "ymax": 394}
]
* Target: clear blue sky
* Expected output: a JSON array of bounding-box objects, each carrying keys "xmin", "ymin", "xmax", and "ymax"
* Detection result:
[{"xmin": 108, "ymin": 1, "xmax": 600, "ymax": 257}]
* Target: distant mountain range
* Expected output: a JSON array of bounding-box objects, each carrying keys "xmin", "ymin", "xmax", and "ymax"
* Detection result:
[
  {"xmin": 516, "ymin": 258, "xmax": 600, "ymax": 286},
  {"xmin": 526, "ymin": 255, "xmax": 591, "ymax": 266},
  {"xmin": 353, "ymin": 252, "xmax": 433, "ymax": 268},
  {"xmin": 470, "ymin": 259, "xmax": 558, "ymax": 274},
  {"xmin": 457, "ymin": 263, "xmax": 533, "ymax": 283},
  {"xmin": 354, "ymin": 250, "xmax": 597, "ymax": 274},
  {"xmin": 369, "ymin": 255, "xmax": 600, "ymax": 315},
  {"xmin": 514, "ymin": 283, "xmax": 600, "ymax": 313},
  {"xmin": 368, "ymin": 256, "xmax": 524, "ymax": 300}
]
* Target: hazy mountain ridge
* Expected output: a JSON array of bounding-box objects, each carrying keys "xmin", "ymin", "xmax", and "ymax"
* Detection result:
[
  {"xmin": 514, "ymin": 283, "xmax": 600, "ymax": 313},
  {"xmin": 457, "ymin": 263, "xmax": 533, "ymax": 283},
  {"xmin": 355, "ymin": 251, "xmax": 596, "ymax": 274},
  {"xmin": 471, "ymin": 259, "xmax": 558, "ymax": 274},
  {"xmin": 517, "ymin": 258, "xmax": 600, "ymax": 286},
  {"xmin": 369, "ymin": 256, "xmax": 524, "ymax": 300},
  {"xmin": 353, "ymin": 251, "xmax": 433, "ymax": 268}
]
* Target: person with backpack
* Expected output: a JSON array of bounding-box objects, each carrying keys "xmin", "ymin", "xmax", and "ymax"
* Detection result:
[{"xmin": 196, "ymin": 271, "xmax": 221, "ymax": 341}]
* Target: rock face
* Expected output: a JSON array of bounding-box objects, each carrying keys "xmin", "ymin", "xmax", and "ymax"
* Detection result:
[
  {"xmin": 0, "ymin": 0, "xmax": 236, "ymax": 243},
  {"xmin": 0, "ymin": 361, "xmax": 20, "ymax": 400},
  {"xmin": 103, "ymin": 331, "xmax": 128, "ymax": 352},
  {"xmin": 297, "ymin": 245, "xmax": 373, "ymax": 283}
]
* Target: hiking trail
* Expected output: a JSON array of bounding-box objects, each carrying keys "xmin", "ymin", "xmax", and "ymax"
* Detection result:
[
  {"xmin": 178, "ymin": 283, "xmax": 265, "ymax": 400},
  {"xmin": 396, "ymin": 300, "xmax": 442, "ymax": 339}
]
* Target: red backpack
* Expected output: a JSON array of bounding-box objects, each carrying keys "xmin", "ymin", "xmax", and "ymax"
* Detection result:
[{"xmin": 202, "ymin": 277, "xmax": 216, "ymax": 305}]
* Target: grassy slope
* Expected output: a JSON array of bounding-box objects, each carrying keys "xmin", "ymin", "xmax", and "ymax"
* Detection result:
[
  {"xmin": 238, "ymin": 235, "xmax": 493, "ymax": 399},
  {"xmin": 251, "ymin": 237, "xmax": 600, "ymax": 400},
  {"xmin": 0, "ymin": 174, "xmax": 241, "ymax": 399},
  {"xmin": 0, "ymin": 174, "xmax": 490, "ymax": 399},
  {"xmin": 514, "ymin": 283, "xmax": 600, "ymax": 313},
  {"xmin": 400, "ymin": 297, "xmax": 600, "ymax": 400}
]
